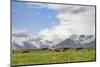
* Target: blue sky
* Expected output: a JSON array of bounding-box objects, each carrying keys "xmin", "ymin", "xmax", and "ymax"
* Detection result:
[
  {"xmin": 12, "ymin": 0, "xmax": 59, "ymax": 33},
  {"xmin": 12, "ymin": 0, "xmax": 95, "ymax": 37}
]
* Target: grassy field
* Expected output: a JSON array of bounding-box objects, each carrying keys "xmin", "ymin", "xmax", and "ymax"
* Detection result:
[{"xmin": 12, "ymin": 49, "xmax": 96, "ymax": 66}]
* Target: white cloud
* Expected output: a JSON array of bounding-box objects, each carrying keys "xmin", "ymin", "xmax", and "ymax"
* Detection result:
[
  {"xmin": 12, "ymin": 1, "xmax": 96, "ymax": 49},
  {"xmin": 13, "ymin": 2, "xmax": 95, "ymax": 44},
  {"xmin": 38, "ymin": 4, "xmax": 95, "ymax": 41},
  {"xmin": 25, "ymin": 2, "xmax": 47, "ymax": 9}
]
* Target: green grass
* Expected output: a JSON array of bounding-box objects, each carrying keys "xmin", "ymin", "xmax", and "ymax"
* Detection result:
[{"xmin": 12, "ymin": 49, "xmax": 96, "ymax": 66}]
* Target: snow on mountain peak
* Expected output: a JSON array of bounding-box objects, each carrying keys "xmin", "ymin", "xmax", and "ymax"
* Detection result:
[{"xmin": 12, "ymin": 32, "xmax": 95, "ymax": 50}]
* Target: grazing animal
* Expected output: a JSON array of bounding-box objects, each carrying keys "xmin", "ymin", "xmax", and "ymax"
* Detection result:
[
  {"xmin": 42, "ymin": 48, "xmax": 48, "ymax": 50},
  {"xmin": 22, "ymin": 50, "xmax": 30, "ymax": 53},
  {"xmin": 63, "ymin": 48, "xmax": 69, "ymax": 51},
  {"xmin": 76, "ymin": 48, "xmax": 83, "ymax": 50},
  {"xmin": 49, "ymin": 48, "xmax": 65, "ymax": 52},
  {"xmin": 55, "ymin": 49, "xmax": 60, "ymax": 52}
]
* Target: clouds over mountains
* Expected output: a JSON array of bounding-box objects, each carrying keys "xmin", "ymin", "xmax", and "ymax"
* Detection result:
[
  {"xmin": 12, "ymin": 2, "xmax": 96, "ymax": 50},
  {"xmin": 37, "ymin": 4, "xmax": 95, "ymax": 41},
  {"xmin": 12, "ymin": 32, "xmax": 95, "ymax": 50}
]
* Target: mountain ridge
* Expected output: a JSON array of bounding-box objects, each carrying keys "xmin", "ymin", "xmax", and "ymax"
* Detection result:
[{"xmin": 12, "ymin": 33, "xmax": 96, "ymax": 50}]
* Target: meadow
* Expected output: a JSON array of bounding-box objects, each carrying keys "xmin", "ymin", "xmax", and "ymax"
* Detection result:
[{"xmin": 12, "ymin": 49, "xmax": 96, "ymax": 66}]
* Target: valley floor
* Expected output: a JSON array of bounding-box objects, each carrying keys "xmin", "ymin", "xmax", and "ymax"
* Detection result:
[{"xmin": 12, "ymin": 49, "xmax": 96, "ymax": 66}]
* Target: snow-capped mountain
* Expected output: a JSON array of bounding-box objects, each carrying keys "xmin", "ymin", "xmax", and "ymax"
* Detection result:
[
  {"xmin": 55, "ymin": 34, "xmax": 96, "ymax": 48},
  {"xmin": 12, "ymin": 33, "xmax": 96, "ymax": 50}
]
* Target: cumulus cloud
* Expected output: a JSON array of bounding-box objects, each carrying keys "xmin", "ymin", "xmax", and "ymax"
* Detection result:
[
  {"xmin": 13, "ymin": 2, "xmax": 95, "ymax": 44},
  {"xmin": 38, "ymin": 4, "xmax": 95, "ymax": 41},
  {"xmin": 12, "ymin": 1, "xmax": 96, "ymax": 49},
  {"xmin": 12, "ymin": 28, "xmax": 32, "ymax": 46}
]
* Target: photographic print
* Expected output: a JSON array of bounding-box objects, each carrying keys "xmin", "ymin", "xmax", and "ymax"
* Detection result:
[{"xmin": 11, "ymin": 0, "xmax": 96, "ymax": 66}]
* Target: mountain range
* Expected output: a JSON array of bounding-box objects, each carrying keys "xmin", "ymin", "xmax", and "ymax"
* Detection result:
[{"xmin": 12, "ymin": 33, "xmax": 96, "ymax": 50}]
